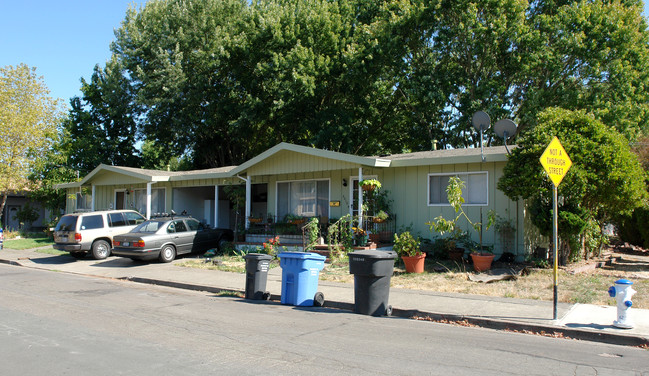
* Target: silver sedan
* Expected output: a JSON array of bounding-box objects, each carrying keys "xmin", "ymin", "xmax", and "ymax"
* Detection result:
[{"xmin": 112, "ymin": 216, "xmax": 233, "ymax": 263}]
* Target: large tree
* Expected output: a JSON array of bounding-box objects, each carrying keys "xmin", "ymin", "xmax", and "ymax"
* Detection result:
[
  {"xmin": 0, "ymin": 64, "xmax": 64, "ymax": 222},
  {"xmin": 61, "ymin": 57, "xmax": 142, "ymax": 176},
  {"xmin": 62, "ymin": 0, "xmax": 649, "ymax": 169},
  {"xmin": 498, "ymin": 108, "xmax": 647, "ymax": 261}
]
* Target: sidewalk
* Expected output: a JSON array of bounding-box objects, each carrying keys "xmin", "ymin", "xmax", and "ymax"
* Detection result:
[{"xmin": 1, "ymin": 247, "xmax": 647, "ymax": 347}]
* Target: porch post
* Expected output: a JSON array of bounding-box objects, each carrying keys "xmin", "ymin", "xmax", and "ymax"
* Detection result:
[
  {"xmin": 91, "ymin": 185, "xmax": 96, "ymax": 211},
  {"xmin": 214, "ymin": 185, "xmax": 219, "ymax": 228},
  {"xmin": 146, "ymin": 182, "xmax": 152, "ymax": 219},
  {"xmin": 358, "ymin": 167, "xmax": 363, "ymax": 228},
  {"xmin": 245, "ymin": 177, "xmax": 251, "ymax": 229}
]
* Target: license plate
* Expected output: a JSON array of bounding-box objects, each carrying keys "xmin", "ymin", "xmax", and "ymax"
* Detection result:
[
  {"xmin": 61, "ymin": 236, "xmax": 68, "ymax": 242},
  {"xmin": 122, "ymin": 242, "xmax": 130, "ymax": 247}
]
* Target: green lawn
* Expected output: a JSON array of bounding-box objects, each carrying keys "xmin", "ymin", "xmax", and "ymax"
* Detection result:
[{"xmin": 4, "ymin": 237, "xmax": 54, "ymax": 250}]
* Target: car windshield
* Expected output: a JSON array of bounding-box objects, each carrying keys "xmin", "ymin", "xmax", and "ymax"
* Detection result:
[
  {"xmin": 55, "ymin": 216, "xmax": 77, "ymax": 231},
  {"xmin": 133, "ymin": 220, "xmax": 166, "ymax": 233}
]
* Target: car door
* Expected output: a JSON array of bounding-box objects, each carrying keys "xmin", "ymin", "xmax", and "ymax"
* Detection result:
[
  {"xmin": 168, "ymin": 219, "xmax": 194, "ymax": 255},
  {"xmin": 185, "ymin": 219, "xmax": 209, "ymax": 252}
]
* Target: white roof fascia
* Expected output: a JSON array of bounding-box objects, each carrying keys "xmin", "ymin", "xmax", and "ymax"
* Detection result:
[{"xmin": 228, "ymin": 142, "xmax": 389, "ymax": 176}]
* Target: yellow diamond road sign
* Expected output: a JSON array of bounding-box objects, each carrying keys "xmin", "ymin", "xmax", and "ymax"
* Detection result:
[{"xmin": 540, "ymin": 136, "xmax": 572, "ymax": 187}]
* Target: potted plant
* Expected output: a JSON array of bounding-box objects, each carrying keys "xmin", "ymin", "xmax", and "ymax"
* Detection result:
[
  {"xmin": 426, "ymin": 176, "xmax": 496, "ymax": 272},
  {"xmin": 393, "ymin": 231, "xmax": 424, "ymax": 273},
  {"xmin": 442, "ymin": 234, "xmax": 465, "ymax": 262},
  {"xmin": 284, "ymin": 214, "xmax": 306, "ymax": 225},
  {"xmin": 359, "ymin": 179, "xmax": 381, "ymax": 192},
  {"xmin": 373, "ymin": 210, "xmax": 389, "ymax": 223},
  {"xmin": 248, "ymin": 214, "xmax": 263, "ymax": 224},
  {"xmin": 352, "ymin": 227, "xmax": 368, "ymax": 246}
]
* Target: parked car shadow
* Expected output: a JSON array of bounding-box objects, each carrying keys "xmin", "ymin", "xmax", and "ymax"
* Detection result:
[
  {"xmin": 90, "ymin": 257, "xmax": 146, "ymax": 268},
  {"xmin": 28, "ymin": 254, "xmax": 77, "ymax": 265}
]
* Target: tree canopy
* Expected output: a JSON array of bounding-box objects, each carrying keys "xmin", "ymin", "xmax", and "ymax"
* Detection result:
[
  {"xmin": 0, "ymin": 64, "xmax": 64, "ymax": 220},
  {"xmin": 498, "ymin": 107, "xmax": 648, "ymax": 260},
  {"xmin": 58, "ymin": 0, "xmax": 649, "ymax": 171}
]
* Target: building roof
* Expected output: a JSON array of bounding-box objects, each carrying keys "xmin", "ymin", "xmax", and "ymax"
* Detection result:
[{"xmin": 57, "ymin": 143, "xmax": 513, "ymax": 188}]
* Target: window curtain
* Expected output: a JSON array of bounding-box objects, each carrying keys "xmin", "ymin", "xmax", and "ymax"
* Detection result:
[
  {"xmin": 277, "ymin": 180, "xmax": 329, "ymax": 218},
  {"xmin": 134, "ymin": 188, "xmax": 165, "ymax": 215}
]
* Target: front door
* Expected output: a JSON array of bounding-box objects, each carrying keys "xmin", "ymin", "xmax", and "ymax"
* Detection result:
[
  {"xmin": 7, "ymin": 206, "xmax": 20, "ymax": 230},
  {"xmin": 115, "ymin": 191, "xmax": 126, "ymax": 210},
  {"xmin": 349, "ymin": 175, "xmax": 378, "ymax": 217}
]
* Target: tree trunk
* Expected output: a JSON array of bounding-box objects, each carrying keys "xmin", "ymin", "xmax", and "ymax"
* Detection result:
[{"xmin": 0, "ymin": 193, "xmax": 7, "ymax": 228}]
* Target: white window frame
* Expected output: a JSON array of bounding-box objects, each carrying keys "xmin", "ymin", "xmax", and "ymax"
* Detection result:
[
  {"xmin": 427, "ymin": 171, "xmax": 489, "ymax": 207},
  {"xmin": 75, "ymin": 192, "xmax": 92, "ymax": 211},
  {"xmin": 275, "ymin": 178, "xmax": 331, "ymax": 218}
]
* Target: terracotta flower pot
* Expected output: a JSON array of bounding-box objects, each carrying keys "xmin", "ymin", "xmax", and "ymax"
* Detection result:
[
  {"xmin": 447, "ymin": 248, "xmax": 465, "ymax": 263},
  {"xmin": 401, "ymin": 254, "xmax": 426, "ymax": 273},
  {"xmin": 470, "ymin": 253, "xmax": 494, "ymax": 272}
]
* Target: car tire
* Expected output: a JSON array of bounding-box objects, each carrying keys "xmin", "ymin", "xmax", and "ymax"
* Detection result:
[
  {"xmin": 70, "ymin": 252, "xmax": 86, "ymax": 259},
  {"xmin": 217, "ymin": 238, "xmax": 229, "ymax": 253},
  {"xmin": 159, "ymin": 244, "xmax": 176, "ymax": 263},
  {"xmin": 91, "ymin": 240, "xmax": 110, "ymax": 260}
]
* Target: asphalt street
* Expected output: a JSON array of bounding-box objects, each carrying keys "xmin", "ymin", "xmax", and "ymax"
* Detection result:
[{"xmin": 1, "ymin": 264, "xmax": 648, "ymax": 375}]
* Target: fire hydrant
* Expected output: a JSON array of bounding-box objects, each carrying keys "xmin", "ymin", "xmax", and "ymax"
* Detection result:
[{"xmin": 608, "ymin": 279, "xmax": 636, "ymax": 329}]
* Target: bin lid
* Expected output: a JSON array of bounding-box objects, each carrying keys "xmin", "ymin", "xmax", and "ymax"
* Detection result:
[
  {"xmin": 278, "ymin": 252, "xmax": 326, "ymax": 261},
  {"xmin": 243, "ymin": 253, "xmax": 273, "ymax": 260},
  {"xmin": 348, "ymin": 249, "xmax": 397, "ymax": 259}
]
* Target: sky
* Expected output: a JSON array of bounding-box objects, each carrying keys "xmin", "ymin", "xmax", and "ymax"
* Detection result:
[
  {"xmin": 2, "ymin": 1, "xmax": 649, "ymax": 106},
  {"xmin": 1, "ymin": 0, "xmax": 146, "ymax": 104}
]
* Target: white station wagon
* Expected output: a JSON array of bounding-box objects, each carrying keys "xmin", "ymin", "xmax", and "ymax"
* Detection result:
[{"xmin": 52, "ymin": 210, "xmax": 146, "ymax": 259}]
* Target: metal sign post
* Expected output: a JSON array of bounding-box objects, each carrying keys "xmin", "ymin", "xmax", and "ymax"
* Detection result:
[{"xmin": 540, "ymin": 137, "xmax": 572, "ymax": 320}]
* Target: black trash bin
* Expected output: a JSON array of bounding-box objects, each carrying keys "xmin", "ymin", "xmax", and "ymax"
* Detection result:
[
  {"xmin": 243, "ymin": 253, "xmax": 273, "ymax": 300},
  {"xmin": 348, "ymin": 249, "xmax": 397, "ymax": 316}
]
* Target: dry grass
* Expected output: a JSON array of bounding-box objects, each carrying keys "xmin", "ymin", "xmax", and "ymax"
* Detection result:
[
  {"xmin": 319, "ymin": 256, "xmax": 649, "ymax": 309},
  {"xmin": 178, "ymin": 251, "xmax": 649, "ymax": 309}
]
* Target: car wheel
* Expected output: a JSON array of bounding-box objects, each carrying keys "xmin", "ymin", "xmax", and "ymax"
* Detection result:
[
  {"xmin": 159, "ymin": 245, "xmax": 176, "ymax": 263},
  {"xmin": 91, "ymin": 240, "xmax": 110, "ymax": 260},
  {"xmin": 218, "ymin": 238, "xmax": 229, "ymax": 253},
  {"xmin": 70, "ymin": 252, "xmax": 86, "ymax": 259}
]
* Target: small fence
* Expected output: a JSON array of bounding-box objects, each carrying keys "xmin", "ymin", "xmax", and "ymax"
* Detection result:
[{"xmin": 243, "ymin": 215, "xmax": 396, "ymax": 249}]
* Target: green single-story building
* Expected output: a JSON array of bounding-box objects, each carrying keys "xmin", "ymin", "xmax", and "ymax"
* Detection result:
[{"xmin": 57, "ymin": 142, "xmax": 538, "ymax": 260}]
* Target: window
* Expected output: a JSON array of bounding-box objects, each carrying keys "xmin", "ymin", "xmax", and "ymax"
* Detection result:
[
  {"xmin": 277, "ymin": 180, "xmax": 329, "ymax": 218},
  {"xmin": 167, "ymin": 220, "xmax": 187, "ymax": 233},
  {"xmin": 80, "ymin": 215, "xmax": 103, "ymax": 230},
  {"xmin": 186, "ymin": 219, "xmax": 200, "ymax": 231},
  {"xmin": 108, "ymin": 213, "xmax": 126, "ymax": 227},
  {"xmin": 428, "ymin": 172, "xmax": 488, "ymax": 206},
  {"xmin": 134, "ymin": 188, "xmax": 166, "ymax": 215},
  {"xmin": 124, "ymin": 212, "xmax": 145, "ymax": 225},
  {"xmin": 76, "ymin": 193, "xmax": 92, "ymax": 211}
]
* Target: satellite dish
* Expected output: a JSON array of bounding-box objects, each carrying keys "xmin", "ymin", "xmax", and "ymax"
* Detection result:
[
  {"xmin": 494, "ymin": 119, "xmax": 517, "ymax": 139},
  {"xmin": 472, "ymin": 111, "xmax": 491, "ymax": 132}
]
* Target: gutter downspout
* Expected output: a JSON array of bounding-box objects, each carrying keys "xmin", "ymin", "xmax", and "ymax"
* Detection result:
[{"xmin": 237, "ymin": 175, "xmax": 251, "ymax": 229}]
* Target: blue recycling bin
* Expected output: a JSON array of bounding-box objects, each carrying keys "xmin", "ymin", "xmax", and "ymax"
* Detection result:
[{"xmin": 278, "ymin": 252, "xmax": 326, "ymax": 307}]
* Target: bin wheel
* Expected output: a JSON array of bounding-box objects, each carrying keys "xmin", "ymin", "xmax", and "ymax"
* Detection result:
[
  {"xmin": 385, "ymin": 305, "xmax": 393, "ymax": 317},
  {"xmin": 313, "ymin": 292, "xmax": 325, "ymax": 307},
  {"xmin": 262, "ymin": 292, "xmax": 271, "ymax": 301}
]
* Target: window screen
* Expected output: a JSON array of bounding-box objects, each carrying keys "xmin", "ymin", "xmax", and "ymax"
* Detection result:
[{"xmin": 428, "ymin": 172, "xmax": 488, "ymax": 205}]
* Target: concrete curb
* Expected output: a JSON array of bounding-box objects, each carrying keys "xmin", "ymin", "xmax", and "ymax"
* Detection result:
[
  {"xmin": 3, "ymin": 258, "xmax": 648, "ymax": 348},
  {"xmin": 117, "ymin": 274, "xmax": 649, "ymax": 348}
]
